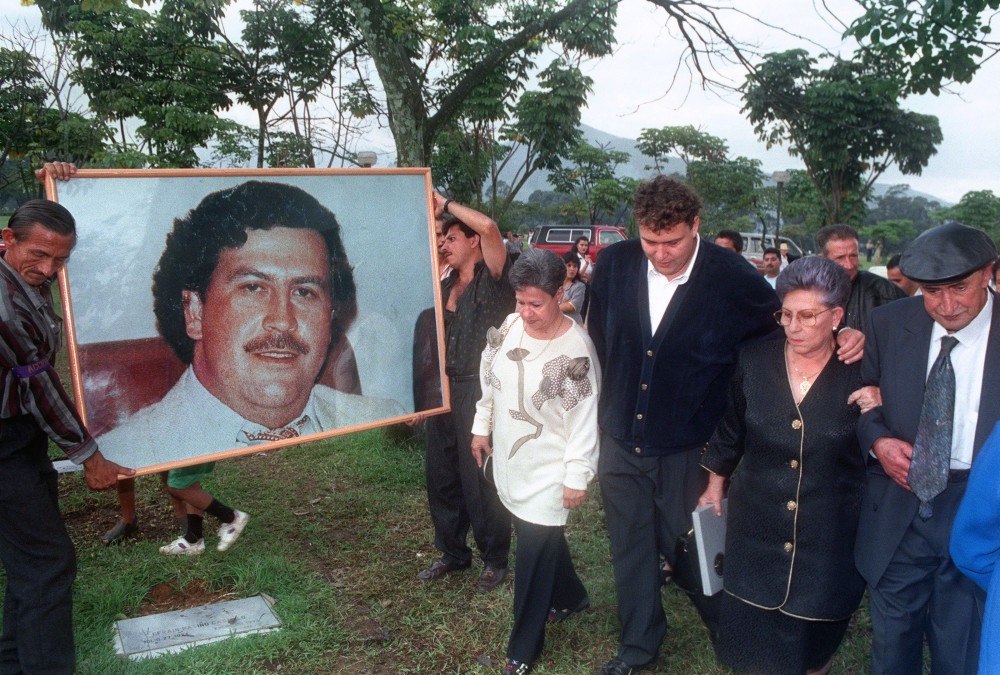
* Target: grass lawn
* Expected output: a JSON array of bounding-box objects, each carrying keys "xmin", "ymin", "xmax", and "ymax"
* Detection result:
[{"xmin": 38, "ymin": 426, "xmax": 876, "ymax": 674}]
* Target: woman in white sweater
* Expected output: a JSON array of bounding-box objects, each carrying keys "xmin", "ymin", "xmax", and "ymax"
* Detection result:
[{"xmin": 471, "ymin": 249, "xmax": 601, "ymax": 675}]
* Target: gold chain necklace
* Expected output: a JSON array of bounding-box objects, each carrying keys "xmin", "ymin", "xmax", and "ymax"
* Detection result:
[
  {"xmin": 518, "ymin": 316, "xmax": 565, "ymax": 362},
  {"xmin": 786, "ymin": 344, "xmax": 832, "ymax": 395}
]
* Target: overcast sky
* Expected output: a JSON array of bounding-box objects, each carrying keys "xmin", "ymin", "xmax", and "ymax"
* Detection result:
[
  {"xmin": 579, "ymin": 0, "xmax": 1000, "ymax": 204},
  {"xmin": 4, "ymin": 0, "xmax": 997, "ymax": 204}
]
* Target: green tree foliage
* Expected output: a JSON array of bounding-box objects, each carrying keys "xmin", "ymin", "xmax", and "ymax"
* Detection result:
[
  {"xmin": 779, "ymin": 169, "xmax": 829, "ymax": 234},
  {"xmin": 635, "ymin": 125, "xmax": 728, "ymax": 173},
  {"xmin": 37, "ymin": 0, "xmax": 230, "ymax": 167},
  {"xmin": 0, "ymin": 46, "xmax": 106, "ymax": 200},
  {"xmin": 848, "ymin": 0, "xmax": 1000, "ymax": 94},
  {"xmin": 934, "ymin": 189, "xmax": 1000, "ymax": 239},
  {"xmin": 864, "ymin": 184, "xmax": 941, "ymax": 231},
  {"xmin": 548, "ymin": 140, "xmax": 632, "ymax": 225},
  {"xmin": 348, "ymin": 0, "xmax": 617, "ymax": 167},
  {"xmin": 688, "ymin": 155, "xmax": 765, "ymax": 227},
  {"xmin": 860, "ymin": 218, "xmax": 917, "ymax": 253},
  {"xmin": 222, "ymin": 0, "xmax": 364, "ymax": 168},
  {"xmin": 742, "ymin": 49, "xmax": 943, "ymax": 225}
]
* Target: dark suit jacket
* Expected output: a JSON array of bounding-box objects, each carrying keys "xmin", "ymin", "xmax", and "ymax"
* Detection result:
[
  {"xmin": 855, "ymin": 294, "xmax": 1000, "ymax": 585},
  {"xmin": 588, "ymin": 239, "xmax": 780, "ymax": 455},
  {"xmin": 703, "ymin": 339, "xmax": 866, "ymax": 620}
]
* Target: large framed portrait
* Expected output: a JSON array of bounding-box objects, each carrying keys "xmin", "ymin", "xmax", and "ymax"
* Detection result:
[{"xmin": 46, "ymin": 169, "xmax": 447, "ymax": 475}]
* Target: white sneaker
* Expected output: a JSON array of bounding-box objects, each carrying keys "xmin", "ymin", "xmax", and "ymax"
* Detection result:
[
  {"xmin": 217, "ymin": 510, "xmax": 249, "ymax": 551},
  {"xmin": 159, "ymin": 536, "xmax": 205, "ymax": 556}
]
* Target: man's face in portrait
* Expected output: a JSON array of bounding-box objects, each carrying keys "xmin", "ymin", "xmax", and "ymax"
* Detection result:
[{"xmin": 183, "ymin": 227, "xmax": 334, "ymax": 427}]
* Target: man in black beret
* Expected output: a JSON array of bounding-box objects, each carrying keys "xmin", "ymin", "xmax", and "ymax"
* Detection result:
[{"xmin": 856, "ymin": 221, "xmax": 999, "ymax": 674}]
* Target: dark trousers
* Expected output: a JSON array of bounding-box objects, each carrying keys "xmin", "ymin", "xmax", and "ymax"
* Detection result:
[
  {"xmin": 507, "ymin": 517, "xmax": 588, "ymax": 664},
  {"xmin": 0, "ymin": 417, "xmax": 76, "ymax": 674},
  {"xmin": 869, "ymin": 479, "xmax": 984, "ymax": 675},
  {"xmin": 425, "ymin": 377, "xmax": 510, "ymax": 568},
  {"xmin": 598, "ymin": 432, "xmax": 708, "ymax": 666}
]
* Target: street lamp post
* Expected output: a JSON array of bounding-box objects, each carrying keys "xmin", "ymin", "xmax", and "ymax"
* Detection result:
[{"xmin": 772, "ymin": 170, "xmax": 790, "ymax": 246}]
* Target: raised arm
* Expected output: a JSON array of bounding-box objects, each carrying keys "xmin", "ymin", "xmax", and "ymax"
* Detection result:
[{"xmin": 433, "ymin": 193, "xmax": 507, "ymax": 280}]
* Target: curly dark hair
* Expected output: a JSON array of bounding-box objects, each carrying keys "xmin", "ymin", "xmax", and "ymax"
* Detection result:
[
  {"xmin": 152, "ymin": 180, "xmax": 357, "ymax": 364},
  {"xmin": 632, "ymin": 175, "xmax": 702, "ymax": 231}
]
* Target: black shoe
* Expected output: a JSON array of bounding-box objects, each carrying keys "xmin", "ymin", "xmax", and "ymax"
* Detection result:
[
  {"xmin": 475, "ymin": 564, "xmax": 507, "ymax": 593},
  {"xmin": 547, "ymin": 595, "xmax": 590, "ymax": 623},
  {"xmin": 417, "ymin": 557, "xmax": 469, "ymax": 581},
  {"xmin": 599, "ymin": 656, "xmax": 656, "ymax": 674},
  {"xmin": 101, "ymin": 518, "xmax": 138, "ymax": 545},
  {"xmin": 502, "ymin": 659, "xmax": 532, "ymax": 674}
]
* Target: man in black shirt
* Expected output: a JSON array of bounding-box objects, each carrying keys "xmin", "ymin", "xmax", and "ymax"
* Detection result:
[
  {"xmin": 418, "ymin": 194, "xmax": 514, "ymax": 593},
  {"xmin": 817, "ymin": 224, "xmax": 905, "ymax": 331}
]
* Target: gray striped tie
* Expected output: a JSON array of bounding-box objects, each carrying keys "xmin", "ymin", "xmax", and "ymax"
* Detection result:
[{"xmin": 908, "ymin": 336, "xmax": 959, "ymax": 519}]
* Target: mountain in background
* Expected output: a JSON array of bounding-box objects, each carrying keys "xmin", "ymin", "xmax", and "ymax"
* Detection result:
[{"xmin": 500, "ymin": 124, "xmax": 950, "ymax": 206}]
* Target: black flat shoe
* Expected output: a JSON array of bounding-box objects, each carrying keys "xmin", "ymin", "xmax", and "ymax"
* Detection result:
[
  {"xmin": 547, "ymin": 596, "xmax": 590, "ymax": 623},
  {"xmin": 101, "ymin": 519, "xmax": 138, "ymax": 545}
]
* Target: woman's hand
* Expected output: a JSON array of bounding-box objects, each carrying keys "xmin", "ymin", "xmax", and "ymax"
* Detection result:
[
  {"xmin": 470, "ymin": 434, "xmax": 492, "ymax": 468},
  {"xmin": 563, "ymin": 486, "xmax": 586, "ymax": 510},
  {"xmin": 697, "ymin": 473, "xmax": 727, "ymax": 516},
  {"xmin": 848, "ymin": 385, "xmax": 882, "ymax": 414}
]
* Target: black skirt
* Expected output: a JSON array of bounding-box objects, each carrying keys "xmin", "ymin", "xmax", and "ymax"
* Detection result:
[{"xmin": 715, "ymin": 592, "xmax": 852, "ymax": 674}]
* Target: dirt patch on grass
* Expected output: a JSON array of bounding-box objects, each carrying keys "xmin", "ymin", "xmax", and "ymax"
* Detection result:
[{"xmin": 137, "ymin": 579, "xmax": 235, "ymax": 616}]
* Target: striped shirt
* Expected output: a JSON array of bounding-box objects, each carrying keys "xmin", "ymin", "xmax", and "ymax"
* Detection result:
[{"xmin": 0, "ymin": 253, "xmax": 96, "ymax": 463}]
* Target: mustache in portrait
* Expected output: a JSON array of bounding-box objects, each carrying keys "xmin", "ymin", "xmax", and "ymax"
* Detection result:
[{"xmin": 243, "ymin": 332, "xmax": 311, "ymax": 356}]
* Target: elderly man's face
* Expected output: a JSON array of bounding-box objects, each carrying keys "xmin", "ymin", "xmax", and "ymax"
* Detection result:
[
  {"xmin": 920, "ymin": 267, "xmax": 991, "ymax": 333},
  {"xmin": 184, "ymin": 227, "xmax": 333, "ymax": 428},
  {"xmin": 1, "ymin": 225, "xmax": 75, "ymax": 287}
]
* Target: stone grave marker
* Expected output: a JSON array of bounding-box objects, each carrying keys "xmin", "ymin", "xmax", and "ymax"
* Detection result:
[{"xmin": 113, "ymin": 594, "xmax": 281, "ymax": 660}]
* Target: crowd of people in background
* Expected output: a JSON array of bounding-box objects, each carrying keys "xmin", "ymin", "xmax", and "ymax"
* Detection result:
[{"xmin": 3, "ymin": 164, "xmax": 1000, "ymax": 674}]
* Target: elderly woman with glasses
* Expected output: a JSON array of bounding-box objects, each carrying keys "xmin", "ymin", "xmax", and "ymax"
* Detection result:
[
  {"xmin": 697, "ymin": 256, "xmax": 877, "ymax": 675},
  {"xmin": 471, "ymin": 248, "xmax": 600, "ymax": 675}
]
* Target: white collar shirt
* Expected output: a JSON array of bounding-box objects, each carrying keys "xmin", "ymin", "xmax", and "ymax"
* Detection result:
[
  {"xmin": 926, "ymin": 292, "xmax": 993, "ymax": 468},
  {"xmin": 647, "ymin": 236, "xmax": 700, "ymax": 332}
]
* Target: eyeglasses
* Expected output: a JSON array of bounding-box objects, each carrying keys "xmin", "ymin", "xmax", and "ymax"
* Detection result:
[{"xmin": 773, "ymin": 307, "xmax": 834, "ymax": 327}]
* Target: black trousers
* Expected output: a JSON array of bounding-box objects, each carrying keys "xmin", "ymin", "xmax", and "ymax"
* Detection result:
[
  {"xmin": 425, "ymin": 377, "xmax": 510, "ymax": 568},
  {"xmin": 598, "ymin": 432, "xmax": 709, "ymax": 667},
  {"xmin": 0, "ymin": 416, "xmax": 76, "ymax": 674},
  {"xmin": 507, "ymin": 516, "xmax": 588, "ymax": 664},
  {"xmin": 869, "ymin": 478, "xmax": 985, "ymax": 675}
]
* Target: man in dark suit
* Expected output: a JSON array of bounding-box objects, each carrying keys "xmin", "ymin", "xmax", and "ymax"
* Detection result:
[
  {"xmin": 588, "ymin": 176, "xmax": 862, "ymax": 674},
  {"xmin": 857, "ymin": 222, "xmax": 999, "ymax": 674}
]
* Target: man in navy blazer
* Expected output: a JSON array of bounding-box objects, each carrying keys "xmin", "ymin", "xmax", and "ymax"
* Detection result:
[
  {"xmin": 588, "ymin": 176, "xmax": 865, "ymax": 674},
  {"xmin": 857, "ymin": 222, "xmax": 999, "ymax": 674}
]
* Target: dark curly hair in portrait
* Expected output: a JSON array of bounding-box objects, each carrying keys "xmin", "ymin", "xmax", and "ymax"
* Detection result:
[
  {"xmin": 152, "ymin": 180, "xmax": 357, "ymax": 364},
  {"xmin": 632, "ymin": 175, "xmax": 702, "ymax": 231}
]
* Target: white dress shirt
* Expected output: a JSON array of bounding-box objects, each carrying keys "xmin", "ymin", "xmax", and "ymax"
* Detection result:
[
  {"xmin": 926, "ymin": 292, "xmax": 993, "ymax": 469},
  {"xmin": 647, "ymin": 236, "xmax": 700, "ymax": 331}
]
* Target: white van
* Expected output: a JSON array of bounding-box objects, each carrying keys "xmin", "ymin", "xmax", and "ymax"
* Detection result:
[{"xmin": 740, "ymin": 233, "xmax": 804, "ymax": 269}]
